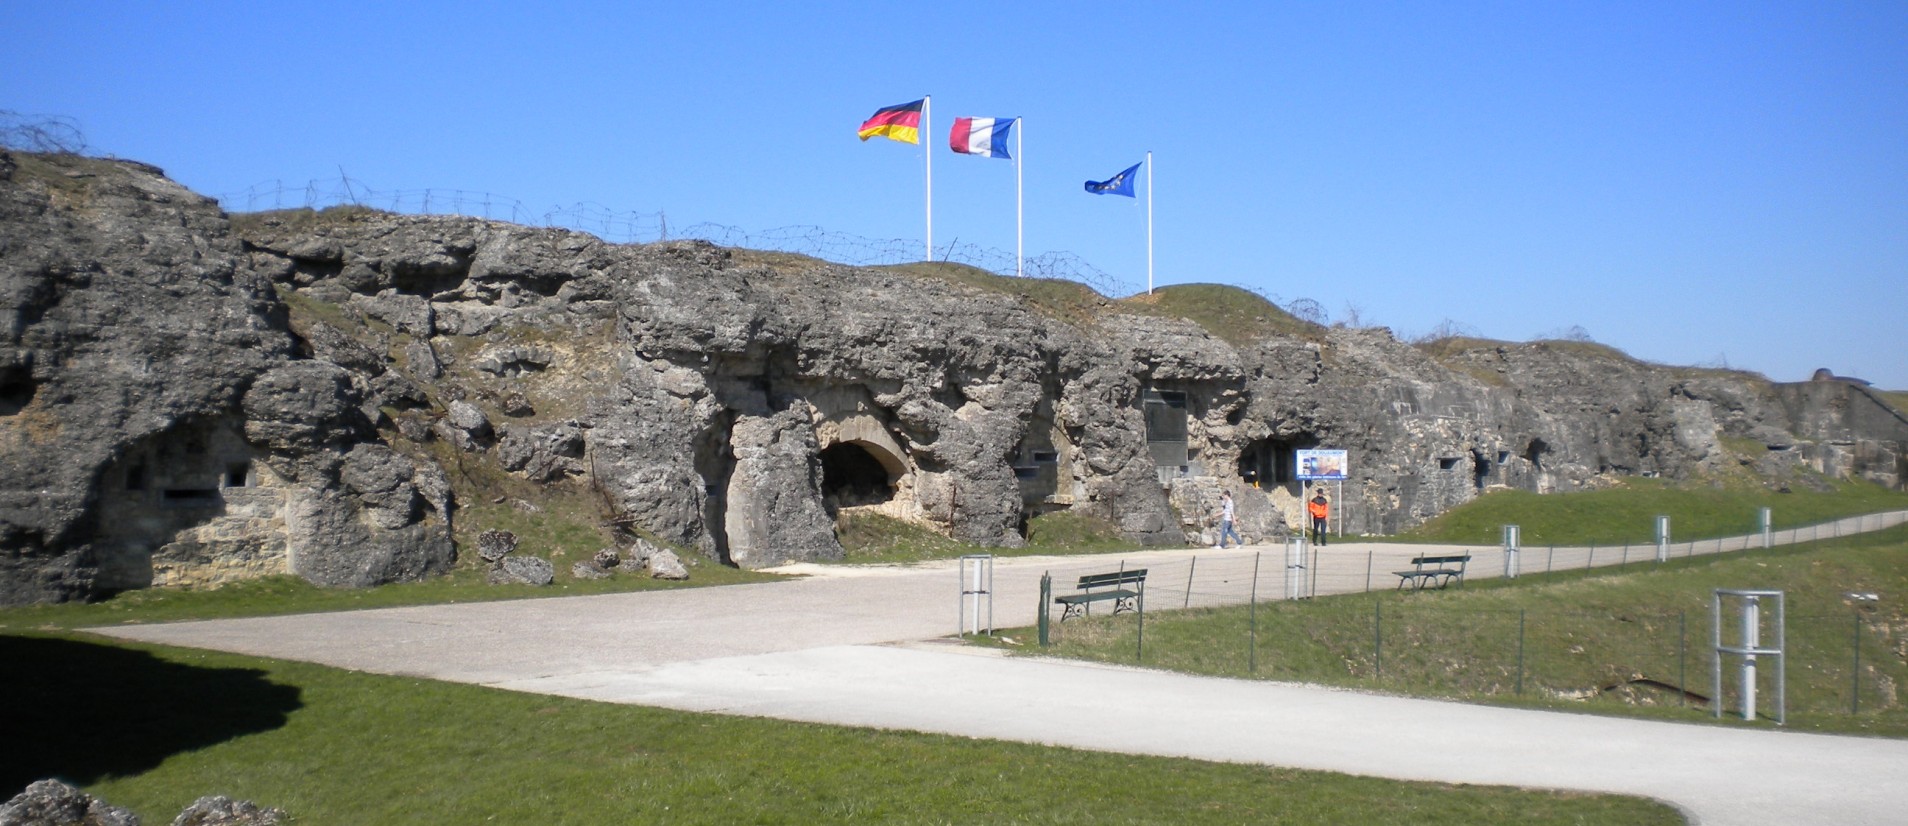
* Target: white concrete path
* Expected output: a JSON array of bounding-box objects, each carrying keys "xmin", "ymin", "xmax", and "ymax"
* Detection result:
[{"xmin": 92, "ymin": 520, "xmax": 1908, "ymax": 826}]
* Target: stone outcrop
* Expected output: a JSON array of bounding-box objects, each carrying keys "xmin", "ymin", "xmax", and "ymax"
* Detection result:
[
  {"xmin": 0, "ymin": 781, "xmax": 285, "ymax": 826},
  {"xmin": 169, "ymin": 796, "xmax": 287, "ymax": 826},
  {"xmin": 2, "ymin": 151, "xmax": 1901, "ymax": 605},
  {"xmin": 0, "ymin": 152, "xmax": 453, "ymax": 604},
  {"xmin": 0, "ymin": 779, "xmax": 138, "ymax": 826}
]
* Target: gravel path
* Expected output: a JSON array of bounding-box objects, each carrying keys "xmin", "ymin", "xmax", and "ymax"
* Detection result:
[{"xmin": 93, "ymin": 525, "xmax": 1908, "ymax": 825}]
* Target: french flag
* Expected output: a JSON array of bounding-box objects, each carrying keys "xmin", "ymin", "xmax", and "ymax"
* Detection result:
[{"xmin": 949, "ymin": 117, "xmax": 1014, "ymax": 159}]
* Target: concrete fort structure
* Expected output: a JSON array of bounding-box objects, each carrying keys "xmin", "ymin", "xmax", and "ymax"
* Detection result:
[{"xmin": 3, "ymin": 150, "xmax": 1904, "ymax": 605}]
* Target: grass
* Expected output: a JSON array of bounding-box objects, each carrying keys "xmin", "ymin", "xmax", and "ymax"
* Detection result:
[
  {"xmin": 876, "ymin": 260, "xmax": 1116, "ymax": 328},
  {"xmin": 0, "ymin": 561, "xmax": 783, "ymax": 632},
  {"xmin": 1012, "ymin": 525, "xmax": 1908, "ymax": 737},
  {"xmin": 1878, "ymin": 389, "xmax": 1908, "ymax": 416},
  {"xmin": 1399, "ymin": 478, "xmax": 1908, "ymax": 547},
  {"xmin": 1120, "ymin": 283, "xmax": 1321, "ymax": 346},
  {"xmin": 834, "ymin": 510, "xmax": 1139, "ymax": 564},
  {"xmin": 873, "ymin": 264, "xmax": 1315, "ymax": 346},
  {"xmin": 0, "ymin": 633, "xmax": 1682, "ymax": 824}
]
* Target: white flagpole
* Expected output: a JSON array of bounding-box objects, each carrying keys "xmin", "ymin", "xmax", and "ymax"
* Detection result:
[
  {"xmin": 924, "ymin": 95, "xmax": 933, "ymax": 261},
  {"xmin": 1015, "ymin": 117, "xmax": 1024, "ymax": 277},
  {"xmin": 1146, "ymin": 150, "xmax": 1154, "ymax": 295}
]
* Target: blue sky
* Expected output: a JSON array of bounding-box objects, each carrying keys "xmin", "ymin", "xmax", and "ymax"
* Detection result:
[{"xmin": 6, "ymin": 1, "xmax": 1904, "ymax": 387}]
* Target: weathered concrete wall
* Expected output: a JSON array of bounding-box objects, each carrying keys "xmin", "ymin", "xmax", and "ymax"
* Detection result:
[
  {"xmin": 1773, "ymin": 380, "xmax": 1908, "ymax": 488},
  {"xmin": 5, "ymin": 150, "xmax": 1903, "ymax": 604},
  {"xmin": 0, "ymin": 153, "xmax": 454, "ymax": 604}
]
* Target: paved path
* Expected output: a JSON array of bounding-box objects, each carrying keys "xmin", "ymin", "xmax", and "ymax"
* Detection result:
[{"xmin": 93, "ymin": 521, "xmax": 1908, "ymax": 826}]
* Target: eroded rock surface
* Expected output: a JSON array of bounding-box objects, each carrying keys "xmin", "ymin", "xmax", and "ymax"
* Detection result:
[{"xmin": 3, "ymin": 151, "xmax": 1903, "ymax": 604}]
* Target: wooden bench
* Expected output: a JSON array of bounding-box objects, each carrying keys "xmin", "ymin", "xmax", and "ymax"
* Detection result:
[
  {"xmin": 1394, "ymin": 554, "xmax": 1470, "ymax": 590},
  {"xmin": 1054, "ymin": 569, "xmax": 1147, "ymax": 621}
]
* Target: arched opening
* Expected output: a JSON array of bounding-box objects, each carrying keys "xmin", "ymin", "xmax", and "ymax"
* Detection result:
[{"xmin": 820, "ymin": 442, "xmax": 896, "ymax": 513}]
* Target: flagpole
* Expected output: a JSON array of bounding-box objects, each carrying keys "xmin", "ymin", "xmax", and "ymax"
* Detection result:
[
  {"xmin": 1015, "ymin": 118, "xmax": 1024, "ymax": 277},
  {"xmin": 924, "ymin": 95, "xmax": 933, "ymax": 261},
  {"xmin": 1146, "ymin": 150, "xmax": 1154, "ymax": 295}
]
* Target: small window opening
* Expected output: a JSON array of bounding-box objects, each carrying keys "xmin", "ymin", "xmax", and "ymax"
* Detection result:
[
  {"xmin": 226, "ymin": 462, "xmax": 251, "ymax": 488},
  {"xmin": 126, "ymin": 464, "xmax": 147, "ymax": 491},
  {"xmin": 163, "ymin": 489, "xmax": 219, "ymax": 501},
  {"xmin": 1031, "ymin": 450, "xmax": 1058, "ymax": 463},
  {"xmin": 1438, "ymin": 457, "xmax": 1460, "ymax": 471}
]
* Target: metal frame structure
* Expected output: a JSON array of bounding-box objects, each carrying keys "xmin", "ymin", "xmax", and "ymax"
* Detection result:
[
  {"xmin": 959, "ymin": 554, "xmax": 994, "ymax": 637},
  {"xmin": 1713, "ymin": 588, "xmax": 1786, "ymax": 724}
]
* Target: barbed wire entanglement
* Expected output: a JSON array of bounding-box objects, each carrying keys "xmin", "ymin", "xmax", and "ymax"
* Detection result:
[
  {"xmin": 0, "ymin": 110, "xmax": 90, "ymax": 154},
  {"xmin": 214, "ymin": 175, "xmax": 1143, "ymax": 297}
]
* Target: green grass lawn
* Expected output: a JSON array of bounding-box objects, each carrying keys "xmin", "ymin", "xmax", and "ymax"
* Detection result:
[
  {"xmin": 1399, "ymin": 478, "xmax": 1908, "ymax": 547},
  {"xmin": 12, "ymin": 474, "xmax": 1901, "ymax": 822},
  {"xmin": 834, "ymin": 509, "xmax": 1142, "ymax": 564},
  {"xmin": 1017, "ymin": 525, "xmax": 1908, "ymax": 738},
  {"xmin": 0, "ymin": 633, "xmax": 1681, "ymax": 825},
  {"xmin": 0, "ymin": 563, "xmax": 784, "ymax": 632}
]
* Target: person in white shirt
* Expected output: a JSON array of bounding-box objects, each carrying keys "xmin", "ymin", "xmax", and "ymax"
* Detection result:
[{"xmin": 1214, "ymin": 490, "xmax": 1243, "ymax": 549}]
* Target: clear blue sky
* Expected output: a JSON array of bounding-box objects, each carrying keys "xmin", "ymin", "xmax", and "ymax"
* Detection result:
[{"xmin": 7, "ymin": 1, "xmax": 1904, "ymax": 388}]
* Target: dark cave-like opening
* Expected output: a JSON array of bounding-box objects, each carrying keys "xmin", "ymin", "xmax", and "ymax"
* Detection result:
[{"xmin": 821, "ymin": 443, "xmax": 895, "ymax": 511}]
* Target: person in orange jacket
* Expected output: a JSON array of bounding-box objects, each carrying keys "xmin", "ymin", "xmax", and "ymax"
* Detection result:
[{"xmin": 1307, "ymin": 489, "xmax": 1330, "ymax": 546}]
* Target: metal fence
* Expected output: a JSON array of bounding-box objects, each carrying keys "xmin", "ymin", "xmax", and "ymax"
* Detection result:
[{"xmin": 1029, "ymin": 509, "xmax": 1908, "ymax": 721}]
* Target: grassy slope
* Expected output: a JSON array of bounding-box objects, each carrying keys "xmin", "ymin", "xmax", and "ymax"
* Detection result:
[
  {"xmin": 877, "ymin": 263, "xmax": 1315, "ymax": 346},
  {"xmin": 1878, "ymin": 389, "xmax": 1908, "ymax": 416},
  {"xmin": 1021, "ymin": 525, "xmax": 1908, "ymax": 737},
  {"xmin": 0, "ymin": 633, "xmax": 1678, "ymax": 825},
  {"xmin": 835, "ymin": 510, "xmax": 1136, "ymax": 564},
  {"xmin": 1399, "ymin": 479, "xmax": 1908, "ymax": 546}
]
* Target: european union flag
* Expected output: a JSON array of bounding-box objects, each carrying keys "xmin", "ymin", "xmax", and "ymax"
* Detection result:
[{"xmin": 1084, "ymin": 162, "xmax": 1141, "ymax": 197}]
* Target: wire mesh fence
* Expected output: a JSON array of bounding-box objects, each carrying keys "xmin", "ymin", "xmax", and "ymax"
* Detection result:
[
  {"xmin": 1032, "ymin": 510, "xmax": 1908, "ymax": 613},
  {"xmin": 1026, "ymin": 509, "xmax": 1908, "ymax": 722},
  {"xmin": 212, "ymin": 176, "xmax": 1147, "ymax": 297}
]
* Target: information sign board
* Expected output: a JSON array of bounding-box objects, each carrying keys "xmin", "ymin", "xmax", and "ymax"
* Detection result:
[{"xmin": 1295, "ymin": 448, "xmax": 1348, "ymax": 481}]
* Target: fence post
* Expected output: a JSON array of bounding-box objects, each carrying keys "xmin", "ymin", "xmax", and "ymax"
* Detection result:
[
  {"xmin": 1852, "ymin": 614, "xmax": 1862, "ymax": 714},
  {"xmin": 1185, "ymin": 556, "xmax": 1196, "ymax": 609},
  {"xmin": 1365, "ymin": 550, "xmax": 1374, "ymax": 592},
  {"xmin": 1678, "ymin": 611, "xmax": 1687, "ymax": 708},
  {"xmin": 1136, "ymin": 577, "xmax": 1145, "ymax": 663},
  {"xmin": 1516, "ymin": 609, "xmax": 1526, "ymax": 695},
  {"xmin": 1374, "ymin": 600, "xmax": 1383, "ymax": 682},
  {"xmin": 1249, "ymin": 552, "xmax": 1261, "ymax": 673},
  {"xmin": 1038, "ymin": 572, "xmax": 1051, "ymax": 647}
]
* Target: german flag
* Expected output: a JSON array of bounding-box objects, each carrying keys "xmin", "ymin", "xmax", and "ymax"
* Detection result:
[{"xmin": 857, "ymin": 99, "xmax": 924, "ymax": 144}]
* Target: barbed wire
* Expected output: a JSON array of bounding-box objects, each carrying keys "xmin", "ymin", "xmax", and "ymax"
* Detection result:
[
  {"xmin": 0, "ymin": 110, "xmax": 89, "ymax": 154},
  {"xmin": 214, "ymin": 175, "xmax": 1143, "ymax": 297}
]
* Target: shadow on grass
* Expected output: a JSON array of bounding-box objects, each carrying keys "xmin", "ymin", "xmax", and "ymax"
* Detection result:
[{"xmin": 0, "ymin": 635, "xmax": 302, "ymax": 796}]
